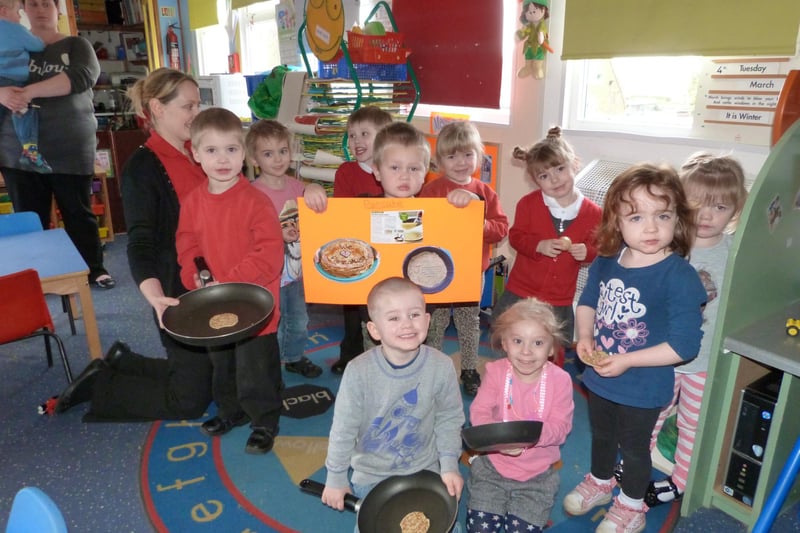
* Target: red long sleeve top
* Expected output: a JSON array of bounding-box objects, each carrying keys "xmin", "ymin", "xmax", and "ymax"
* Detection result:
[
  {"xmin": 505, "ymin": 190, "xmax": 602, "ymax": 306},
  {"xmin": 419, "ymin": 177, "xmax": 509, "ymax": 271}
]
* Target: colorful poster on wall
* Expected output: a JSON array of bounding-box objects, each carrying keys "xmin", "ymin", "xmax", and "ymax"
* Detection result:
[{"xmin": 300, "ymin": 198, "xmax": 484, "ymax": 304}]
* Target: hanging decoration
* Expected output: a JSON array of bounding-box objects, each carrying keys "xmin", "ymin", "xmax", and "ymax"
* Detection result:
[{"xmin": 516, "ymin": 0, "xmax": 553, "ymax": 79}]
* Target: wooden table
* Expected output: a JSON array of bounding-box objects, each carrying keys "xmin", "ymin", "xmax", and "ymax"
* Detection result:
[{"xmin": 0, "ymin": 228, "xmax": 102, "ymax": 359}]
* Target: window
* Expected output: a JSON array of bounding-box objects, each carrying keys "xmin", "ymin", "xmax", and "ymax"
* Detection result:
[
  {"xmin": 564, "ymin": 57, "xmax": 705, "ymax": 137},
  {"xmin": 194, "ymin": 0, "xmax": 281, "ymax": 76},
  {"xmin": 239, "ymin": 1, "xmax": 281, "ymax": 74}
]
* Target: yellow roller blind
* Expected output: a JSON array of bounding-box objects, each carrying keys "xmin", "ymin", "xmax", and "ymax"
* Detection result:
[
  {"xmin": 231, "ymin": 0, "xmax": 263, "ymax": 9},
  {"xmin": 563, "ymin": 0, "xmax": 800, "ymax": 59},
  {"xmin": 188, "ymin": 0, "xmax": 219, "ymax": 29}
]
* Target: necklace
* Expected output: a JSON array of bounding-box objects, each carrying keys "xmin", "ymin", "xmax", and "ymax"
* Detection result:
[{"xmin": 503, "ymin": 360, "xmax": 548, "ymax": 422}]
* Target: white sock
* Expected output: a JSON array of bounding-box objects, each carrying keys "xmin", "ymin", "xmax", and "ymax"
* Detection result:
[
  {"xmin": 590, "ymin": 473, "xmax": 614, "ymax": 486},
  {"xmin": 619, "ymin": 491, "xmax": 644, "ymax": 510}
]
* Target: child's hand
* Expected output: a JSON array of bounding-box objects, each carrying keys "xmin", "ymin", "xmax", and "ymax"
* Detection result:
[
  {"xmin": 321, "ymin": 485, "xmax": 350, "ymax": 511},
  {"xmin": 446, "ymin": 188, "xmax": 479, "ymax": 208},
  {"xmin": 441, "ymin": 470, "xmax": 464, "ymax": 500},
  {"xmin": 593, "ymin": 353, "xmax": 630, "ymax": 378},
  {"xmin": 536, "ymin": 238, "xmax": 567, "ymax": 258},
  {"xmin": 575, "ymin": 339, "xmax": 595, "ymax": 360},
  {"xmin": 303, "ymin": 183, "xmax": 329, "ymax": 213},
  {"xmin": 569, "ymin": 242, "xmax": 588, "ymax": 261}
]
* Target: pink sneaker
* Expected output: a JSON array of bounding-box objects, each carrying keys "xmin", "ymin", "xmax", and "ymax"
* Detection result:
[
  {"xmin": 595, "ymin": 496, "xmax": 648, "ymax": 533},
  {"xmin": 563, "ymin": 474, "xmax": 616, "ymax": 515}
]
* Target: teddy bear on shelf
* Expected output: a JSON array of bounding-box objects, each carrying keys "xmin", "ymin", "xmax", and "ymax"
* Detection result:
[{"xmin": 516, "ymin": 0, "xmax": 552, "ymax": 79}]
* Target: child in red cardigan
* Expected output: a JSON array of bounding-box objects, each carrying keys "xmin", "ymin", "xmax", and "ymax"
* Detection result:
[{"xmin": 493, "ymin": 127, "xmax": 602, "ymax": 358}]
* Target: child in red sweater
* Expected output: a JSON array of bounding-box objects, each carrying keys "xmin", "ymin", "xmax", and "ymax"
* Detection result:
[
  {"xmin": 419, "ymin": 121, "xmax": 509, "ymax": 396},
  {"xmin": 176, "ymin": 108, "xmax": 284, "ymax": 455},
  {"xmin": 493, "ymin": 127, "xmax": 602, "ymax": 355},
  {"xmin": 304, "ymin": 106, "xmax": 393, "ymax": 374}
]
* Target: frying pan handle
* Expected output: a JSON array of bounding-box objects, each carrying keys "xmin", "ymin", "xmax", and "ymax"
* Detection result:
[
  {"xmin": 194, "ymin": 256, "xmax": 214, "ymax": 286},
  {"xmin": 299, "ymin": 479, "xmax": 360, "ymax": 512}
]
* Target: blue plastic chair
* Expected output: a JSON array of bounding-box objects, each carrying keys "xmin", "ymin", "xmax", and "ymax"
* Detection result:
[
  {"xmin": 5, "ymin": 486, "xmax": 68, "ymax": 533},
  {"xmin": 0, "ymin": 212, "xmax": 76, "ymax": 334}
]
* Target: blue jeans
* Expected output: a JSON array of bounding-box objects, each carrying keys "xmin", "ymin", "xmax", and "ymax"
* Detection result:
[
  {"xmin": 279, "ymin": 279, "xmax": 309, "ymax": 363},
  {"xmin": 0, "ymin": 78, "xmax": 39, "ymax": 149}
]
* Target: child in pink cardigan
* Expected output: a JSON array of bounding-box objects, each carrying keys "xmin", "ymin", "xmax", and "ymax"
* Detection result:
[{"xmin": 466, "ymin": 297, "xmax": 574, "ymax": 533}]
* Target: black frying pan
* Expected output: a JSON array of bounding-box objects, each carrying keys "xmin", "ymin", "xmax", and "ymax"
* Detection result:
[
  {"xmin": 300, "ymin": 470, "xmax": 458, "ymax": 533},
  {"xmin": 162, "ymin": 257, "xmax": 275, "ymax": 347},
  {"xmin": 461, "ymin": 421, "xmax": 543, "ymax": 453}
]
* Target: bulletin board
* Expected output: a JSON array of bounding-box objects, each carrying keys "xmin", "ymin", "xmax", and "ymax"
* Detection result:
[
  {"xmin": 300, "ymin": 198, "xmax": 484, "ymax": 304},
  {"xmin": 392, "ymin": 0, "xmax": 503, "ymax": 109}
]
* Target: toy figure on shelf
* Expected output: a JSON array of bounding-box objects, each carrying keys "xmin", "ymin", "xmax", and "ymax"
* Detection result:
[{"xmin": 516, "ymin": 0, "xmax": 553, "ymax": 79}]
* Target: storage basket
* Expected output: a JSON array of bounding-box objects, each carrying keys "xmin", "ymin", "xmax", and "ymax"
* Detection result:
[
  {"xmin": 346, "ymin": 31, "xmax": 410, "ymax": 64},
  {"xmin": 318, "ymin": 57, "xmax": 407, "ymax": 81}
]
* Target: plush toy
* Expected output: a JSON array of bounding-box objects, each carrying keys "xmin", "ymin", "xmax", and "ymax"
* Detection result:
[{"xmin": 516, "ymin": 0, "xmax": 553, "ymax": 79}]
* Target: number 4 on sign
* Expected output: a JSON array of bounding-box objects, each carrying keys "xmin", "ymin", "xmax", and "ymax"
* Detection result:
[{"xmin": 717, "ymin": 66, "xmax": 726, "ymax": 74}]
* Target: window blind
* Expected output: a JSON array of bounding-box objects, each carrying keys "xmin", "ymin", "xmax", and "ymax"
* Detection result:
[
  {"xmin": 188, "ymin": 0, "xmax": 218, "ymax": 30},
  {"xmin": 393, "ymin": 0, "xmax": 503, "ymax": 109},
  {"xmin": 562, "ymin": 0, "xmax": 800, "ymax": 59}
]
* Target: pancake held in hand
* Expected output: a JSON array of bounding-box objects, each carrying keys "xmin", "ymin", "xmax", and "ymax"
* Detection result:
[
  {"xmin": 579, "ymin": 349, "xmax": 610, "ymax": 367},
  {"xmin": 317, "ymin": 238, "xmax": 375, "ymax": 279},
  {"xmin": 400, "ymin": 511, "xmax": 430, "ymax": 533}
]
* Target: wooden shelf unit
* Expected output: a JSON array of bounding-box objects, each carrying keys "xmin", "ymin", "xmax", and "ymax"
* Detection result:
[{"xmin": 49, "ymin": 172, "xmax": 114, "ymax": 243}]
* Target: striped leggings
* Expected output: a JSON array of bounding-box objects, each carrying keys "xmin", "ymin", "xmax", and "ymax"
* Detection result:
[{"xmin": 650, "ymin": 371, "xmax": 707, "ymax": 492}]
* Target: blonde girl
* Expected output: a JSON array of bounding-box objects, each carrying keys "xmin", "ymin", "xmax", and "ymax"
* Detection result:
[
  {"xmin": 563, "ymin": 163, "xmax": 706, "ymax": 533},
  {"xmin": 419, "ymin": 121, "xmax": 509, "ymax": 396},
  {"xmin": 495, "ymin": 126, "xmax": 602, "ymax": 358},
  {"xmin": 467, "ymin": 298, "xmax": 574, "ymax": 533},
  {"xmin": 645, "ymin": 153, "xmax": 748, "ymax": 507}
]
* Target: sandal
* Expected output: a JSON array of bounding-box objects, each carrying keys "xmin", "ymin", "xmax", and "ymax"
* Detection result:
[
  {"xmin": 92, "ymin": 275, "xmax": 116, "ymax": 289},
  {"xmin": 645, "ymin": 476, "xmax": 682, "ymax": 507}
]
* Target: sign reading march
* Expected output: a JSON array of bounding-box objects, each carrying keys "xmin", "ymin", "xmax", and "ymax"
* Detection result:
[{"xmin": 300, "ymin": 198, "xmax": 484, "ymax": 304}]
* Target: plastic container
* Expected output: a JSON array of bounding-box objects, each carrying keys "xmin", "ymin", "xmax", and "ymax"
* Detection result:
[
  {"xmin": 318, "ymin": 57, "xmax": 407, "ymax": 81},
  {"xmin": 0, "ymin": 202, "xmax": 13, "ymax": 214},
  {"xmin": 346, "ymin": 31, "xmax": 409, "ymax": 64},
  {"xmin": 98, "ymin": 227, "xmax": 108, "ymax": 239}
]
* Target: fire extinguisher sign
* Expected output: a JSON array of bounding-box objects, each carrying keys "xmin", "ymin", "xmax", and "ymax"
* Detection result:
[{"xmin": 160, "ymin": 7, "xmax": 175, "ymax": 17}]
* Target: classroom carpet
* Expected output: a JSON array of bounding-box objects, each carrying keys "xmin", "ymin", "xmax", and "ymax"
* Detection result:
[{"xmin": 140, "ymin": 325, "xmax": 680, "ymax": 533}]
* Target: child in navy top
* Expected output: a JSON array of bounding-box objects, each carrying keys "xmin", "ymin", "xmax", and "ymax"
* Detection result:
[{"xmin": 563, "ymin": 163, "xmax": 705, "ymax": 533}]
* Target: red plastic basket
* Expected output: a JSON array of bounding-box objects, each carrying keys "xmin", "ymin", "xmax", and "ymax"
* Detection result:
[{"xmin": 346, "ymin": 31, "xmax": 410, "ymax": 64}]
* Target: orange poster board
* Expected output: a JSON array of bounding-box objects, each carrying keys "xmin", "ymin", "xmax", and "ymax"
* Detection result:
[{"xmin": 300, "ymin": 198, "xmax": 484, "ymax": 304}]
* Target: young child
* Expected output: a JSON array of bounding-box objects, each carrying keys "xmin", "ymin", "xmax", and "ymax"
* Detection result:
[
  {"xmin": 321, "ymin": 277, "xmax": 465, "ymax": 514},
  {"xmin": 644, "ymin": 153, "xmax": 748, "ymax": 507},
  {"xmin": 466, "ymin": 297, "xmax": 574, "ymax": 533},
  {"xmin": 176, "ymin": 108, "xmax": 284, "ymax": 455},
  {"xmin": 304, "ymin": 105, "xmax": 394, "ymax": 374},
  {"xmin": 564, "ymin": 163, "xmax": 706, "ymax": 532},
  {"xmin": 419, "ymin": 120, "xmax": 509, "ymax": 396},
  {"xmin": 0, "ymin": 0, "xmax": 50, "ymax": 172},
  {"xmin": 246, "ymin": 119, "xmax": 322, "ymax": 379},
  {"xmin": 496, "ymin": 126, "xmax": 602, "ymax": 354}
]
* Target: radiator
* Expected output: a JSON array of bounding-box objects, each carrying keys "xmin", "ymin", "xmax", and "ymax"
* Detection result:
[{"xmin": 575, "ymin": 159, "xmax": 632, "ymax": 296}]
